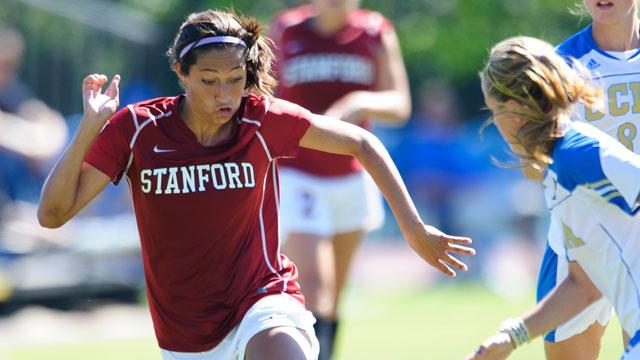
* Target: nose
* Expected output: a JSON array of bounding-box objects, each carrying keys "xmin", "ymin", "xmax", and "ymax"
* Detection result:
[{"xmin": 214, "ymin": 83, "xmax": 232, "ymax": 103}]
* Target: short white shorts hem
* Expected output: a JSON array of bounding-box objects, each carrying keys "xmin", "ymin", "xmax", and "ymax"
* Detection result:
[
  {"xmin": 279, "ymin": 168, "xmax": 384, "ymax": 240},
  {"xmin": 160, "ymin": 294, "xmax": 319, "ymax": 360}
]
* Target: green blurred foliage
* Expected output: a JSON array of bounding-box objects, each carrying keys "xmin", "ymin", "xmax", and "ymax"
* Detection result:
[
  {"xmin": 361, "ymin": 0, "xmax": 587, "ymax": 115},
  {"xmin": 2, "ymin": 0, "xmax": 590, "ymax": 117}
]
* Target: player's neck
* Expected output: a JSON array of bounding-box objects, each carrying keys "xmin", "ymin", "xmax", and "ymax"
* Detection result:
[
  {"xmin": 592, "ymin": 18, "xmax": 640, "ymax": 51},
  {"xmin": 181, "ymin": 101, "xmax": 235, "ymax": 147},
  {"xmin": 312, "ymin": 13, "xmax": 348, "ymax": 35}
]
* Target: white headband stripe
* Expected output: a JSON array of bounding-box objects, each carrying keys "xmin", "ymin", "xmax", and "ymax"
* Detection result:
[{"xmin": 179, "ymin": 36, "xmax": 247, "ymax": 60}]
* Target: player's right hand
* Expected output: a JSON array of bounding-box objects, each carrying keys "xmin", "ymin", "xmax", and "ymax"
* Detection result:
[
  {"xmin": 82, "ymin": 74, "xmax": 120, "ymax": 124},
  {"xmin": 466, "ymin": 332, "xmax": 514, "ymax": 360},
  {"xmin": 406, "ymin": 224, "xmax": 475, "ymax": 277}
]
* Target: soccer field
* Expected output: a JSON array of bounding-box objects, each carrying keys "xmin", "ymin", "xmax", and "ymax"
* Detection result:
[{"xmin": 1, "ymin": 283, "xmax": 623, "ymax": 359}]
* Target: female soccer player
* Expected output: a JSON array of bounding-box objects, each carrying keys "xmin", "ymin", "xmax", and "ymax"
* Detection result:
[
  {"xmin": 467, "ymin": 36, "xmax": 640, "ymax": 360},
  {"xmin": 269, "ymin": 2, "xmax": 411, "ymax": 357},
  {"xmin": 37, "ymin": 9, "xmax": 473, "ymax": 360},
  {"xmin": 536, "ymin": 1, "xmax": 639, "ymax": 358}
]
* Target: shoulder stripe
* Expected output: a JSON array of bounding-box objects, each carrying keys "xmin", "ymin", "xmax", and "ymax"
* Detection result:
[
  {"xmin": 603, "ymin": 191, "xmax": 622, "ymax": 201},
  {"xmin": 585, "ymin": 179, "xmax": 611, "ymax": 189},
  {"xmin": 127, "ymin": 105, "xmax": 140, "ymax": 128},
  {"xmin": 128, "ymin": 108, "xmax": 172, "ymax": 149},
  {"xmin": 255, "ymin": 131, "xmax": 273, "ymax": 161},
  {"xmin": 241, "ymin": 117, "xmax": 262, "ymax": 127}
]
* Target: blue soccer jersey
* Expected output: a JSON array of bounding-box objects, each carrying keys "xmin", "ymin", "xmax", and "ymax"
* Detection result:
[
  {"xmin": 557, "ymin": 24, "xmax": 640, "ymax": 151},
  {"xmin": 543, "ymin": 121, "xmax": 640, "ymax": 340},
  {"xmin": 537, "ymin": 24, "xmax": 640, "ymax": 343}
]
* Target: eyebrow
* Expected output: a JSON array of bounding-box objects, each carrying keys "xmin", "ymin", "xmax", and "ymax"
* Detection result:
[{"xmin": 200, "ymin": 65, "xmax": 243, "ymax": 73}]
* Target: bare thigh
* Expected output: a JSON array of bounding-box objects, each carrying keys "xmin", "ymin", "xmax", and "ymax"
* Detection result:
[
  {"xmin": 282, "ymin": 233, "xmax": 334, "ymax": 317},
  {"xmin": 244, "ymin": 326, "xmax": 314, "ymax": 360},
  {"xmin": 544, "ymin": 322, "xmax": 606, "ymax": 360}
]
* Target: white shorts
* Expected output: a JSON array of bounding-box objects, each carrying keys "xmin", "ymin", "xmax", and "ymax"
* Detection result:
[
  {"xmin": 160, "ymin": 294, "xmax": 319, "ymax": 360},
  {"xmin": 278, "ymin": 168, "xmax": 384, "ymax": 240},
  {"xmin": 537, "ymin": 244, "xmax": 612, "ymax": 342}
]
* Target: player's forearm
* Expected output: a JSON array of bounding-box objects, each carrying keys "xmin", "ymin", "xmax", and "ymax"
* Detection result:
[
  {"xmin": 521, "ymin": 275, "xmax": 603, "ymax": 340},
  {"xmin": 38, "ymin": 119, "xmax": 101, "ymax": 227},
  {"xmin": 349, "ymin": 90, "xmax": 411, "ymax": 125},
  {"xmin": 354, "ymin": 131, "xmax": 422, "ymax": 235}
]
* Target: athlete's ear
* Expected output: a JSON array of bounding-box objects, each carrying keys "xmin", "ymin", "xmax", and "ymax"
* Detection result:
[{"xmin": 174, "ymin": 63, "xmax": 186, "ymax": 80}]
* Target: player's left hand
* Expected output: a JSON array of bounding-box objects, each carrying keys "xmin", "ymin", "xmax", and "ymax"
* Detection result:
[
  {"xmin": 405, "ymin": 224, "xmax": 475, "ymax": 277},
  {"xmin": 466, "ymin": 332, "xmax": 514, "ymax": 360},
  {"xmin": 324, "ymin": 92, "xmax": 365, "ymax": 124}
]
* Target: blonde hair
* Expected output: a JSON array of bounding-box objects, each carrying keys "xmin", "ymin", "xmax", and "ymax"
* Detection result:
[
  {"xmin": 480, "ymin": 36, "xmax": 602, "ymax": 170},
  {"xmin": 167, "ymin": 9, "xmax": 277, "ymax": 97}
]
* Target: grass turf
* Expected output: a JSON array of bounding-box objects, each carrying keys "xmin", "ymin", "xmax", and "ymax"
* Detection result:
[{"xmin": 2, "ymin": 283, "xmax": 623, "ymax": 359}]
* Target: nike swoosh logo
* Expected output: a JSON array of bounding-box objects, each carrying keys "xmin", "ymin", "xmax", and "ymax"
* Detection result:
[{"xmin": 153, "ymin": 145, "xmax": 176, "ymax": 153}]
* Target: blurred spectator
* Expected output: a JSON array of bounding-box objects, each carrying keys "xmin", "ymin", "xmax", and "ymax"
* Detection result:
[
  {"xmin": 391, "ymin": 79, "xmax": 484, "ymax": 234},
  {"xmin": 0, "ymin": 26, "xmax": 67, "ymax": 205}
]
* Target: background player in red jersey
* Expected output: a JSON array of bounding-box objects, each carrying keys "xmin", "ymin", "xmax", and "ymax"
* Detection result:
[
  {"xmin": 37, "ymin": 9, "xmax": 472, "ymax": 360},
  {"xmin": 270, "ymin": 1, "xmax": 411, "ymax": 358}
]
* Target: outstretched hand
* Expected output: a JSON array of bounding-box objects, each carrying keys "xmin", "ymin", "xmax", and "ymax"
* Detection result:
[
  {"xmin": 466, "ymin": 333, "xmax": 514, "ymax": 360},
  {"xmin": 406, "ymin": 224, "xmax": 475, "ymax": 277},
  {"xmin": 82, "ymin": 74, "xmax": 120, "ymax": 123}
]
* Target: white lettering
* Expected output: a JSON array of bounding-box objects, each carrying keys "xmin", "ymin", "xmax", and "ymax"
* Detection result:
[
  {"xmin": 153, "ymin": 168, "xmax": 168, "ymax": 194},
  {"xmin": 181, "ymin": 165, "xmax": 196, "ymax": 193},
  {"xmin": 225, "ymin": 163, "xmax": 243, "ymax": 189},
  {"xmin": 140, "ymin": 162, "xmax": 256, "ymax": 195},
  {"xmin": 211, "ymin": 164, "xmax": 227, "ymax": 190},
  {"xmin": 140, "ymin": 169, "xmax": 152, "ymax": 193},
  {"xmin": 242, "ymin": 162, "xmax": 255, "ymax": 187},
  {"xmin": 196, "ymin": 165, "xmax": 211, "ymax": 191},
  {"xmin": 165, "ymin": 167, "xmax": 180, "ymax": 194},
  {"xmin": 283, "ymin": 54, "xmax": 374, "ymax": 87}
]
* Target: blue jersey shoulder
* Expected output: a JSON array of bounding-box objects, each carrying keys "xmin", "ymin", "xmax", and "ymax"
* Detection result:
[
  {"xmin": 551, "ymin": 127, "xmax": 637, "ymax": 213},
  {"xmin": 556, "ymin": 24, "xmax": 594, "ymax": 59},
  {"xmin": 551, "ymin": 127, "xmax": 603, "ymax": 191}
]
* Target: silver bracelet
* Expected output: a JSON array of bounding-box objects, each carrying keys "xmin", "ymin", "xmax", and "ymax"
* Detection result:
[{"xmin": 499, "ymin": 317, "xmax": 530, "ymax": 348}]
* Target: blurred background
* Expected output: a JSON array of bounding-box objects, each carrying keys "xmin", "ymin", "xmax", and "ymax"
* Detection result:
[{"xmin": 0, "ymin": 0, "xmax": 624, "ymax": 359}]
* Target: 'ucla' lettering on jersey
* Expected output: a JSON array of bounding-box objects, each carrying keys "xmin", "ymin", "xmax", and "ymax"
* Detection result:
[{"xmin": 557, "ymin": 24, "xmax": 640, "ymax": 152}]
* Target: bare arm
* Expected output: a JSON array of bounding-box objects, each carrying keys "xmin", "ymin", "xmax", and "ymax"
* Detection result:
[
  {"xmin": 523, "ymin": 261, "xmax": 602, "ymax": 338},
  {"xmin": 38, "ymin": 74, "xmax": 120, "ymax": 228},
  {"xmin": 324, "ymin": 28, "xmax": 411, "ymax": 126},
  {"xmin": 299, "ymin": 114, "xmax": 474, "ymax": 276},
  {"xmin": 467, "ymin": 261, "xmax": 602, "ymax": 360},
  {"xmin": 0, "ymin": 100, "xmax": 68, "ymax": 160}
]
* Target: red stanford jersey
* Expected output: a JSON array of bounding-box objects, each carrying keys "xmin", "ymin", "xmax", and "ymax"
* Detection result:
[
  {"xmin": 85, "ymin": 94, "xmax": 311, "ymax": 352},
  {"xmin": 271, "ymin": 6, "xmax": 392, "ymax": 177}
]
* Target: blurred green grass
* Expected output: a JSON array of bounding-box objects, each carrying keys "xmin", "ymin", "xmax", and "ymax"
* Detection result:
[
  {"xmin": 336, "ymin": 284, "xmax": 622, "ymax": 359},
  {"xmin": 1, "ymin": 283, "xmax": 623, "ymax": 359}
]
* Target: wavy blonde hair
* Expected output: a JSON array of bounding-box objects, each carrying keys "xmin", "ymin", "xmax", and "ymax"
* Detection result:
[{"xmin": 480, "ymin": 36, "xmax": 602, "ymax": 170}]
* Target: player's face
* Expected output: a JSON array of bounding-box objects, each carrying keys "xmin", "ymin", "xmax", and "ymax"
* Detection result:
[
  {"xmin": 311, "ymin": 0, "xmax": 359, "ymax": 18},
  {"xmin": 583, "ymin": 0, "xmax": 638, "ymax": 25},
  {"xmin": 178, "ymin": 47, "xmax": 247, "ymax": 124}
]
